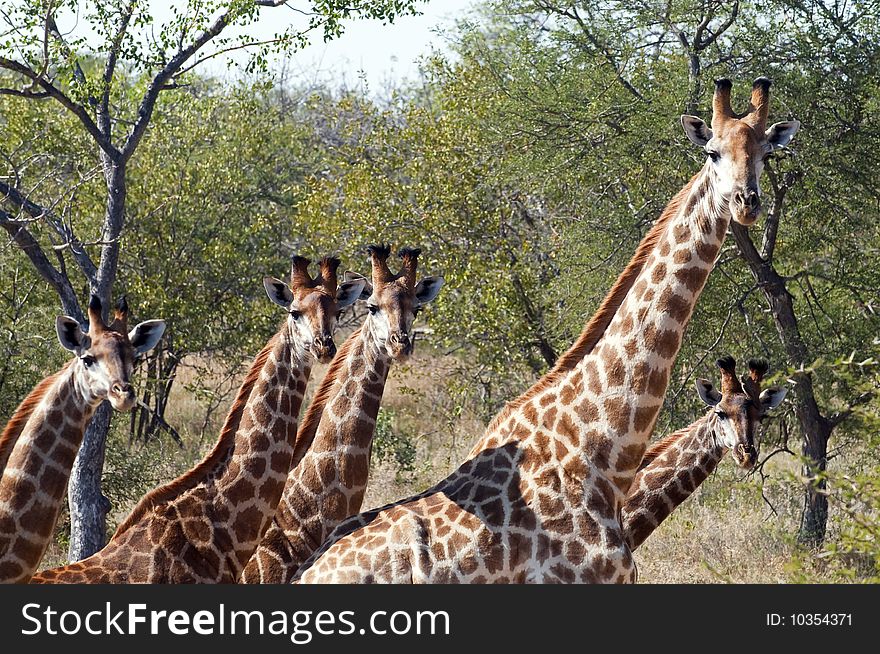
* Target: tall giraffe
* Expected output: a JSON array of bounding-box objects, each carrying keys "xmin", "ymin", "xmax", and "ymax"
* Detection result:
[
  {"xmin": 30, "ymin": 257, "xmax": 365, "ymax": 583},
  {"xmin": 0, "ymin": 296, "xmax": 165, "ymax": 583},
  {"xmin": 241, "ymin": 245, "xmax": 444, "ymax": 583},
  {"xmin": 293, "ymin": 78, "xmax": 800, "ymax": 584},
  {"xmin": 623, "ymin": 357, "xmax": 786, "ymax": 551}
]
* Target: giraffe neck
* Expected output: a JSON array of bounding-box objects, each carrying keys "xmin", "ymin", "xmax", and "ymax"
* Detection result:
[
  {"xmin": 254, "ymin": 322, "xmax": 392, "ymax": 578},
  {"xmin": 0, "ymin": 363, "xmax": 98, "ymax": 582},
  {"xmin": 622, "ymin": 414, "xmax": 726, "ymax": 550},
  {"xmin": 212, "ymin": 322, "xmax": 313, "ymax": 571},
  {"xmin": 476, "ymin": 164, "xmax": 730, "ymax": 495}
]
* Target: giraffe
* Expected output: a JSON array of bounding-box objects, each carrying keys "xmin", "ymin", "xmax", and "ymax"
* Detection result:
[
  {"xmin": 292, "ymin": 78, "xmax": 800, "ymax": 584},
  {"xmin": 0, "ymin": 296, "xmax": 165, "ymax": 583},
  {"xmin": 240, "ymin": 245, "xmax": 444, "ymax": 583},
  {"xmin": 30, "ymin": 257, "xmax": 365, "ymax": 583},
  {"xmin": 622, "ymin": 356, "xmax": 787, "ymax": 551}
]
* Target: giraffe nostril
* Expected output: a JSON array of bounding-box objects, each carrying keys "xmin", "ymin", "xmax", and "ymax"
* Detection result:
[{"xmin": 112, "ymin": 382, "xmax": 132, "ymax": 396}]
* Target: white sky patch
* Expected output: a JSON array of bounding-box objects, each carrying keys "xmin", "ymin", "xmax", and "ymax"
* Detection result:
[{"xmin": 49, "ymin": 1, "xmax": 477, "ymax": 93}]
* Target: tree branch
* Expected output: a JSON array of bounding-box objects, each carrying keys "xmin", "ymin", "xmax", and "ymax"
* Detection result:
[
  {"xmin": 99, "ymin": 1, "xmax": 137, "ymax": 139},
  {"xmin": 122, "ymin": 8, "xmax": 236, "ymax": 161},
  {"xmin": 0, "ymin": 57, "xmax": 119, "ymax": 158},
  {"xmin": 0, "ymin": 207, "xmax": 83, "ymax": 320},
  {"xmin": 0, "ymin": 179, "xmax": 98, "ymax": 282}
]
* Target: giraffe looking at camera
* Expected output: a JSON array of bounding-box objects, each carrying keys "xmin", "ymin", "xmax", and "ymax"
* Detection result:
[
  {"xmin": 0, "ymin": 296, "xmax": 165, "ymax": 583},
  {"xmin": 31, "ymin": 257, "xmax": 364, "ymax": 583},
  {"xmin": 241, "ymin": 245, "xmax": 444, "ymax": 583}
]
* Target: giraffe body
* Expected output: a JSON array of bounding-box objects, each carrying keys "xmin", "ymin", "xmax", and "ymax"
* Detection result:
[
  {"xmin": 296, "ymin": 173, "xmax": 727, "ymax": 584},
  {"xmin": 293, "ymin": 79, "xmax": 799, "ymax": 584},
  {"xmin": 0, "ymin": 296, "xmax": 165, "ymax": 583},
  {"xmin": 31, "ymin": 258, "xmax": 364, "ymax": 583},
  {"xmin": 241, "ymin": 246, "xmax": 443, "ymax": 583}
]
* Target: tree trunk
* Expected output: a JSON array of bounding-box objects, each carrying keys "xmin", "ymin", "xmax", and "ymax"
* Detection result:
[
  {"xmin": 730, "ymin": 222, "xmax": 833, "ymax": 545},
  {"xmin": 799, "ymin": 416, "xmax": 831, "ymax": 547},
  {"xmin": 67, "ymin": 159, "xmax": 126, "ymax": 560},
  {"xmin": 67, "ymin": 401, "xmax": 112, "ymax": 561}
]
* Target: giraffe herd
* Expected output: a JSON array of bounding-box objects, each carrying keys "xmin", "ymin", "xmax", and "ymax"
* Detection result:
[{"xmin": 1, "ymin": 78, "xmax": 799, "ymax": 584}]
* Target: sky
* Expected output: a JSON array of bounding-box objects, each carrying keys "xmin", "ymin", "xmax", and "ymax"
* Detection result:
[{"xmin": 153, "ymin": 1, "xmax": 479, "ymax": 92}]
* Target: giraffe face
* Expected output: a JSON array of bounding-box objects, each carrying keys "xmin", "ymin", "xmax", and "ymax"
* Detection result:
[
  {"xmin": 696, "ymin": 358, "xmax": 787, "ymax": 469},
  {"xmin": 353, "ymin": 245, "xmax": 444, "ymax": 362},
  {"xmin": 55, "ymin": 297, "xmax": 166, "ymax": 410},
  {"xmin": 263, "ymin": 275, "xmax": 365, "ymax": 364},
  {"xmin": 358, "ymin": 274, "xmax": 444, "ymax": 362},
  {"xmin": 681, "ymin": 78, "xmax": 800, "ymax": 226}
]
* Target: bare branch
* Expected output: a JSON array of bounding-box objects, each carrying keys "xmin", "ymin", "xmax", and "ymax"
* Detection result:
[
  {"xmin": 99, "ymin": 1, "xmax": 137, "ymax": 138},
  {"xmin": 0, "ymin": 179, "xmax": 98, "ymax": 282},
  {"xmin": 0, "ymin": 207, "xmax": 82, "ymax": 320},
  {"xmin": 0, "ymin": 56, "xmax": 119, "ymax": 158}
]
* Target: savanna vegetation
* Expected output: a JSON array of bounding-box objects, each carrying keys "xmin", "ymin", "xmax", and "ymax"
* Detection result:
[{"xmin": 1, "ymin": 0, "xmax": 878, "ymax": 582}]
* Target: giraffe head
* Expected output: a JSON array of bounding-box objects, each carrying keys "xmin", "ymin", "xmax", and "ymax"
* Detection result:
[
  {"xmin": 695, "ymin": 356, "xmax": 787, "ymax": 469},
  {"xmin": 55, "ymin": 295, "xmax": 166, "ymax": 411},
  {"xmin": 345, "ymin": 244, "xmax": 444, "ymax": 362},
  {"xmin": 264, "ymin": 256, "xmax": 366, "ymax": 364},
  {"xmin": 681, "ymin": 78, "xmax": 800, "ymax": 226}
]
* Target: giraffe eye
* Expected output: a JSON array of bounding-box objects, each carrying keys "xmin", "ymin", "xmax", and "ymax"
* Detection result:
[
  {"xmin": 367, "ymin": 304, "xmax": 379, "ymax": 315},
  {"xmin": 706, "ymin": 150, "xmax": 720, "ymax": 163},
  {"xmin": 81, "ymin": 355, "xmax": 97, "ymax": 367},
  {"xmin": 714, "ymin": 410, "xmax": 728, "ymax": 420},
  {"xmin": 289, "ymin": 310, "xmax": 302, "ymax": 320}
]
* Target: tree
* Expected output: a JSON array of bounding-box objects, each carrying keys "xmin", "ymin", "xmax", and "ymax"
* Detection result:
[{"xmin": 0, "ymin": 0, "xmax": 423, "ymax": 561}]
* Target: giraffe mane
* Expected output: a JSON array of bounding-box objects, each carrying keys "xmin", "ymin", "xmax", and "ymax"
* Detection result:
[
  {"xmin": 636, "ymin": 423, "xmax": 696, "ymax": 472},
  {"xmin": 485, "ymin": 172, "xmax": 699, "ymax": 434},
  {"xmin": 288, "ymin": 325, "xmax": 363, "ymax": 470},
  {"xmin": 110, "ymin": 333, "xmax": 280, "ymax": 538},
  {"xmin": 0, "ymin": 362, "xmax": 72, "ymax": 475}
]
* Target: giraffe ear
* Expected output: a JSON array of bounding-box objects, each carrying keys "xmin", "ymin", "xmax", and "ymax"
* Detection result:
[
  {"xmin": 681, "ymin": 115, "xmax": 713, "ymax": 147},
  {"xmin": 766, "ymin": 120, "xmax": 800, "ymax": 150},
  {"xmin": 343, "ymin": 271, "xmax": 372, "ymax": 300},
  {"xmin": 759, "ymin": 386, "xmax": 787, "ymax": 413},
  {"xmin": 414, "ymin": 276, "xmax": 445, "ymax": 306},
  {"xmin": 264, "ymin": 277, "xmax": 294, "ymax": 309},
  {"xmin": 56, "ymin": 316, "xmax": 90, "ymax": 353},
  {"xmin": 129, "ymin": 320, "xmax": 166, "ymax": 355},
  {"xmin": 695, "ymin": 378, "xmax": 722, "ymax": 406},
  {"xmin": 336, "ymin": 278, "xmax": 367, "ymax": 308}
]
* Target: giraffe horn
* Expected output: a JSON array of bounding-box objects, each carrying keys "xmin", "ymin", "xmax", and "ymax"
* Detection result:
[
  {"xmin": 110, "ymin": 294, "xmax": 129, "ymax": 332},
  {"xmin": 711, "ymin": 78, "xmax": 735, "ymax": 131},
  {"xmin": 317, "ymin": 256, "xmax": 341, "ymax": 296},
  {"xmin": 290, "ymin": 255, "xmax": 315, "ymax": 290},
  {"xmin": 743, "ymin": 358, "xmax": 769, "ymax": 400},
  {"xmin": 397, "ymin": 246, "xmax": 421, "ymax": 288},
  {"xmin": 87, "ymin": 294, "xmax": 106, "ymax": 334},
  {"xmin": 744, "ymin": 77, "xmax": 772, "ymax": 131},
  {"xmin": 748, "ymin": 358, "xmax": 769, "ymax": 384},
  {"xmin": 716, "ymin": 355, "xmax": 742, "ymax": 395},
  {"xmin": 367, "ymin": 243, "xmax": 394, "ymax": 285}
]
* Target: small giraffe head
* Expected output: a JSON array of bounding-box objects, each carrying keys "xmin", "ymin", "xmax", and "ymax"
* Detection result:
[
  {"xmin": 55, "ymin": 295, "xmax": 166, "ymax": 411},
  {"xmin": 681, "ymin": 78, "xmax": 800, "ymax": 226},
  {"xmin": 345, "ymin": 244, "xmax": 444, "ymax": 362},
  {"xmin": 695, "ymin": 356, "xmax": 787, "ymax": 469},
  {"xmin": 264, "ymin": 256, "xmax": 366, "ymax": 364}
]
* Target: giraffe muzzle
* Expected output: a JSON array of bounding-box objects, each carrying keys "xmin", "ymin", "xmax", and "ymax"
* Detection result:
[
  {"xmin": 734, "ymin": 443, "xmax": 758, "ymax": 469},
  {"xmin": 109, "ymin": 382, "xmax": 136, "ymax": 411},
  {"xmin": 387, "ymin": 331, "xmax": 413, "ymax": 359},
  {"xmin": 311, "ymin": 336, "xmax": 337, "ymax": 363},
  {"xmin": 732, "ymin": 189, "xmax": 761, "ymax": 225}
]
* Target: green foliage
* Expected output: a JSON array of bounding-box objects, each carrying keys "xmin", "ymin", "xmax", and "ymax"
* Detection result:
[{"xmin": 372, "ymin": 407, "xmax": 417, "ymax": 480}]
